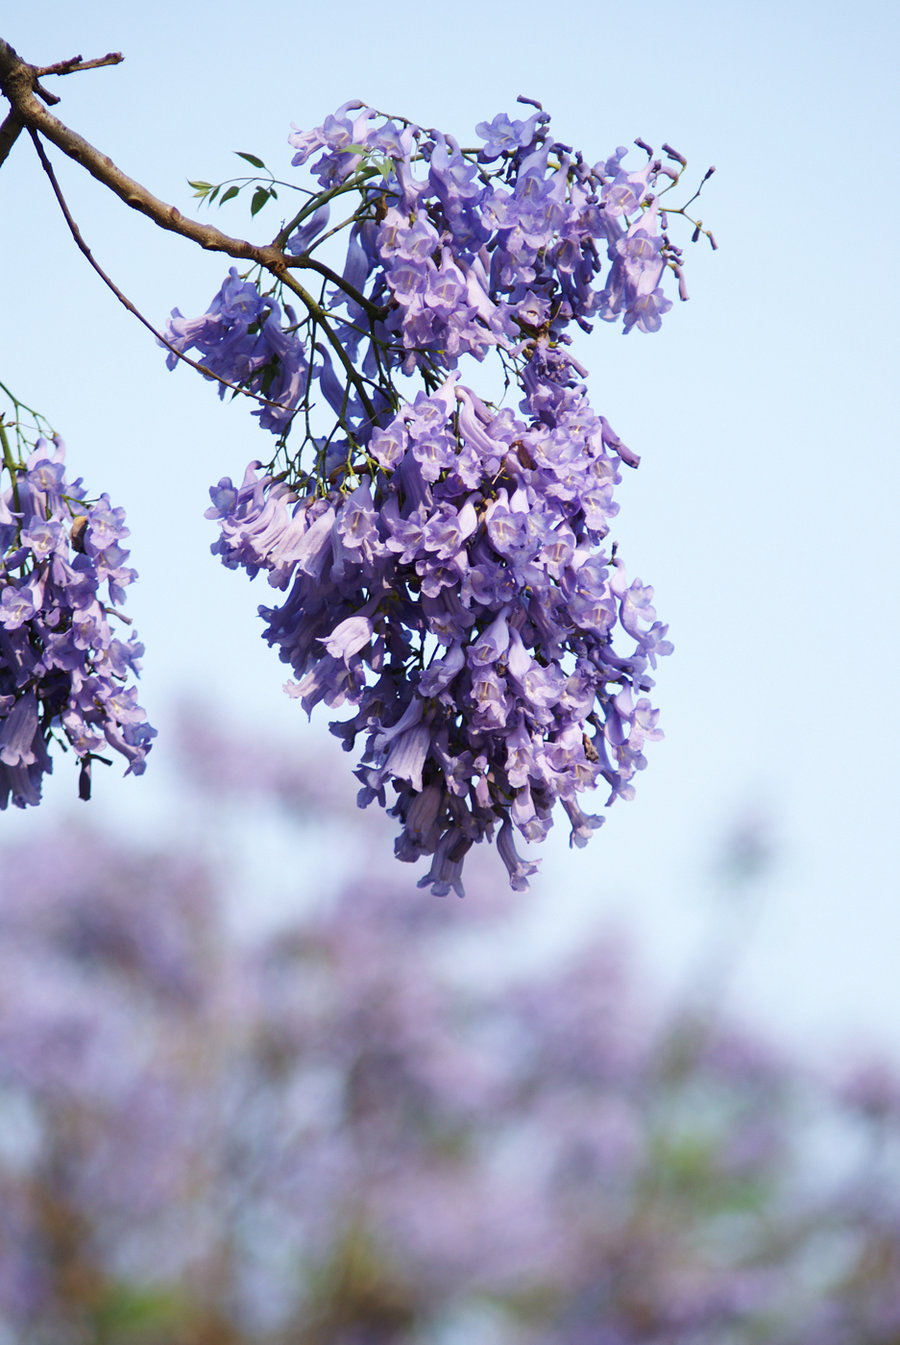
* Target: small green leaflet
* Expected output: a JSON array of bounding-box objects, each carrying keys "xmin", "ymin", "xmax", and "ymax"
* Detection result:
[{"xmin": 250, "ymin": 187, "xmax": 276, "ymax": 216}]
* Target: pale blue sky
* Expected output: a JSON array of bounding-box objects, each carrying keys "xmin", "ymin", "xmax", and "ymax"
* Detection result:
[{"xmin": 2, "ymin": 1, "xmax": 899, "ymax": 1056}]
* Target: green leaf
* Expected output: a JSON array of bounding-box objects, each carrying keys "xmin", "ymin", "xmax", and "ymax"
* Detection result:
[
  {"xmin": 187, "ymin": 179, "xmax": 213, "ymax": 193},
  {"xmin": 250, "ymin": 186, "xmax": 271, "ymax": 216},
  {"xmin": 235, "ymin": 151, "xmax": 266, "ymax": 169},
  {"xmin": 208, "ymin": 185, "xmax": 220, "ymax": 204},
  {"xmin": 220, "ymin": 185, "xmax": 240, "ymax": 205}
]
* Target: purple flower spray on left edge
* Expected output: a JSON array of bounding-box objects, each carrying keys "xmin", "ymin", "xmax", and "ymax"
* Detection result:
[{"xmin": 0, "ymin": 432, "xmax": 155, "ymax": 808}]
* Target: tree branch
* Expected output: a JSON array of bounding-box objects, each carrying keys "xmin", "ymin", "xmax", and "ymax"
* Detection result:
[
  {"xmin": 0, "ymin": 36, "xmax": 385, "ymax": 428},
  {"xmin": 0, "ymin": 37, "xmax": 286, "ymax": 272}
]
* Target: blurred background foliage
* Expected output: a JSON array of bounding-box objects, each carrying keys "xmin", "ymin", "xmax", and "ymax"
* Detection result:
[{"xmin": 1, "ymin": 710, "xmax": 899, "ymax": 1345}]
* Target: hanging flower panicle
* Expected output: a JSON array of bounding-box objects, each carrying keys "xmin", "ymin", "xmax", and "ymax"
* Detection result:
[{"xmin": 165, "ymin": 100, "xmax": 713, "ymax": 893}]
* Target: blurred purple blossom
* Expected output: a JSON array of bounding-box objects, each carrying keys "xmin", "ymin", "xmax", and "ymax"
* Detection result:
[{"xmin": 1, "ymin": 718, "xmax": 898, "ymax": 1344}]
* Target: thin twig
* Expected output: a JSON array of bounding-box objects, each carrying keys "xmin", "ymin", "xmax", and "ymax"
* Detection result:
[
  {"xmin": 278, "ymin": 268, "xmax": 378, "ymax": 423},
  {"xmin": 34, "ymin": 51, "xmax": 124, "ymax": 79},
  {"xmin": 284, "ymin": 253, "xmax": 386, "ymax": 321}
]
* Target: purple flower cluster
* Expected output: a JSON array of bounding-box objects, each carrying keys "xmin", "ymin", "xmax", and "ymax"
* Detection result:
[
  {"xmin": 209, "ymin": 354, "xmax": 670, "ymax": 896},
  {"xmin": 284, "ymin": 101, "xmax": 686, "ymax": 376},
  {"xmin": 170, "ymin": 102, "xmax": 697, "ymax": 892},
  {"xmin": 0, "ymin": 437, "xmax": 154, "ymax": 807},
  {"xmin": 165, "ymin": 267, "xmax": 308, "ymax": 432}
]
